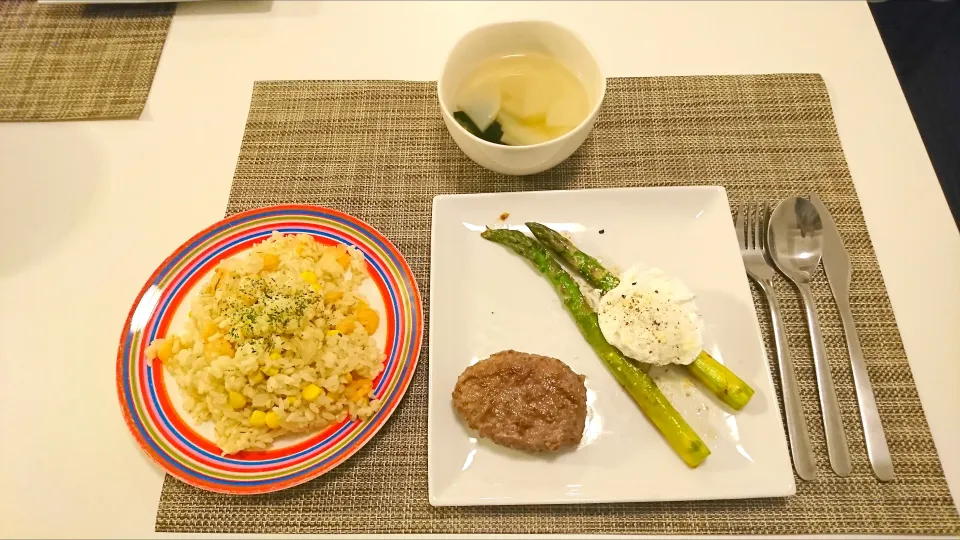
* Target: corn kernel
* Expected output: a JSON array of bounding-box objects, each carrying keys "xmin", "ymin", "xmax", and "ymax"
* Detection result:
[
  {"xmin": 324, "ymin": 291, "xmax": 344, "ymax": 304},
  {"xmin": 261, "ymin": 253, "xmax": 279, "ymax": 271},
  {"xmin": 228, "ymin": 391, "xmax": 247, "ymax": 409},
  {"xmin": 249, "ymin": 371, "xmax": 265, "ymax": 385},
  {"xmin": 336, "ymin": 252, "xmax": 351, "ymax": 269},
  {"xmin": 201, "ymin": 320, "xmax": 217, "ymax": 339},
  {"xmin": 326, "ymin": 329, "xmax": 342, "ymax": 339},
  {"xmin": 249, "ymin": 410, "xmax": 266, "ymax": 427},
  {"xmin": 357, "ymin": 308, "xmax": 379, "ymax": 335},
  {"xmin": 336, "ymin": 317, "xmax": 357, "ymax": 335},
  {"xmin": 302, "ymin": 384, "xmax": 323, "ymax": 402},
  {"xmin": 286, "ymin": 396, "xmax": 298, "ymax": 406},
  {"xmin": 204, "ymin": 339, "xmax": 235, "ymax": 360},
  {"xmin": 300, "ymin": 270, "xmax": 318, "ymax": 284},
  {"xmin": 269, "ymin": 351, "xmax": 281, "ymax": 361},
  {"xmin": 263, "ymin": 366, "xmax": 279, "ymax": 377},
  {"xmin": 264, "ymin": 411, "xmax": 281, "ymax": 429},
  {"xmin": 347, "ymin": 379, "xmax": 373, "ymax": 402},
  {"xmin": 156, "ymin": 338, "xmax": 174, "ymax": 363}
]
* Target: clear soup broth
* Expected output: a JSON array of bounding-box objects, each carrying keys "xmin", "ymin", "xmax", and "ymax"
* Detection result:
[{"xmin": 453, "ymin": 52, "xmax": 589, "ymax": 146}]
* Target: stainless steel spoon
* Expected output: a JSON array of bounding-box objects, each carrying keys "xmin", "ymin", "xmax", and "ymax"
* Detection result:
[{"xmin": 768, "ymin": 197, "xmax": 852, "ymax": 477}]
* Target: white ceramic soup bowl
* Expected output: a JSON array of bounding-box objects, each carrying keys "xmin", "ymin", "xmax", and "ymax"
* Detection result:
[{"xmin": 438, "ymin": 20, "xmax": 606, "ymax": 176}]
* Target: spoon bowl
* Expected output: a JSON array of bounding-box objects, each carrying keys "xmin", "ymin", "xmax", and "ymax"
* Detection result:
[{"xmin": 767, "ymin": 197, "xmax": 824, "ymax": 283}]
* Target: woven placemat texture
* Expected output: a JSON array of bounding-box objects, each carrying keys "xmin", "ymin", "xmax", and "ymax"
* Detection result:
[
  {"xmin": 0, "ymin": 0, "xmax": 173, "ymax": 122},
  {"xmin": 155, "ymin": 75, "xmax": 960, "ymax": 535}
]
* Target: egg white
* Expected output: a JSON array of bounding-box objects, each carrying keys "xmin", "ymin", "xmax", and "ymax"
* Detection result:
[{"xmin": 597, "ymin": 265, "xmax": 703, "ymax": 366}]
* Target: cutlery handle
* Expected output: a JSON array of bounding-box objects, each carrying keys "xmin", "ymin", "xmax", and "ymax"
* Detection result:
[
  {"xmin": 760, "ymin": 280, "xmax": 817, "ymax": 481},
  {"xmin": 837, "ymin": 300, "xmax": 895, "ymax": 481},
  {"xmin": 798, "ymin": 283, "xmax": 852, "ymax": 477}
]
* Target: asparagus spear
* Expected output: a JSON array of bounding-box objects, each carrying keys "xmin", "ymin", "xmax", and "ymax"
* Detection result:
[
  {"xmin": 526, "ymin": 222, "xmax": 755, "ymax": 411},
  {"xmin": 481, "ymin": 228, "xmax": 711, "ymax": 468}
]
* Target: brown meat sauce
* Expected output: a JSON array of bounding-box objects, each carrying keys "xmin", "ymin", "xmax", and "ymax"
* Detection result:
[{"xmin": 452, "ymin": 350, "xmax": 587, "ymax": 453}]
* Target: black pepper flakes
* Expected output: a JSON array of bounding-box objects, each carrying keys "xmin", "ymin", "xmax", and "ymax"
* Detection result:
[{"xmin": 599, "ymin": 229, "xmax": 605, "ymax": 234}]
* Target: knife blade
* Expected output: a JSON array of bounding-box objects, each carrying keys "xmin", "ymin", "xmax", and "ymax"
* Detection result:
[
  {"xmin": 809, "ymin": 194, "xmax": 851, "ymax": 295},
  {"xmin": 809, "ymin": 193, "xmax": 894, "ymax": 481}
]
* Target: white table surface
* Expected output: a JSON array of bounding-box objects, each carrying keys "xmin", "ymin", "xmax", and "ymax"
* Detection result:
[{"xmin": 1, "ymin": 1, "xmax": 957, "ymax": 538}]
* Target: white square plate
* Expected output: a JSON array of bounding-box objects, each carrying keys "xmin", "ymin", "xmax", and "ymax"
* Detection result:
[{"xmin": 428, "ymin": 186, "xmax": 794, "ymax": 506}]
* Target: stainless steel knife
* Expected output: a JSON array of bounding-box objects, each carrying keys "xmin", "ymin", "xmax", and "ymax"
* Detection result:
[{"xmin": 809, "ymin": 193, "xmax": 894, "ymax": 481}]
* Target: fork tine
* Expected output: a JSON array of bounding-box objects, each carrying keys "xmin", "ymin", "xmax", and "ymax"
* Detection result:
[
  {"xmin": 735, "ymin": 204, "xmax": 745, "ymax": 247},
  {"xmin": 754, "ymin": 203, "xmax": 763, "ymax": 250},
  {"xmin": 745, "ymin": 203, "xmax": 754, "ymax": 249},
  {"xmin": 759, "ymin": 202, "xmax": 769, "ymax": 250}
]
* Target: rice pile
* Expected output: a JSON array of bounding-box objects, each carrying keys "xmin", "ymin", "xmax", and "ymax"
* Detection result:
[{"xmin": 146, "ymin": 232, "xmax": 385, "ymax": 455}]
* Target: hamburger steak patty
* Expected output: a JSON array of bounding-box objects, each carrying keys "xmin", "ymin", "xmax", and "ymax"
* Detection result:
[{"xmin": 452, "ymin": 350, "xmax": 587, "ymax": 453}]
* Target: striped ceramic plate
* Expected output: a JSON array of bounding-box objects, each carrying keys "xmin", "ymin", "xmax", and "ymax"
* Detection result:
[{"xmin": 116, "ymin": 205, "xmax": 423, "ymax": 494}]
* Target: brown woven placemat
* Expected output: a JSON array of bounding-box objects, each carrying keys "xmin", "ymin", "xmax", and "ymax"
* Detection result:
[
  {"xmin": 155, "ymin": 75, "xmax": 960, "ymax": 535},
  {"xmin": 0, "ymin": 0, "xmax": 174, "ymax": 122}
]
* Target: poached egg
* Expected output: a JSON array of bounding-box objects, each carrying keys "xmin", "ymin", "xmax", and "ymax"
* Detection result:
[{"xmin": 597, "ymin": 265, "xmax": 703, "ymax": 366}]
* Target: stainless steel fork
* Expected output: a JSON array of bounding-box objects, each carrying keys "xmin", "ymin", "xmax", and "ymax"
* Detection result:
[{"xmin": 736, "ymin": 203, "xmax": 817, "ymax": 481}]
